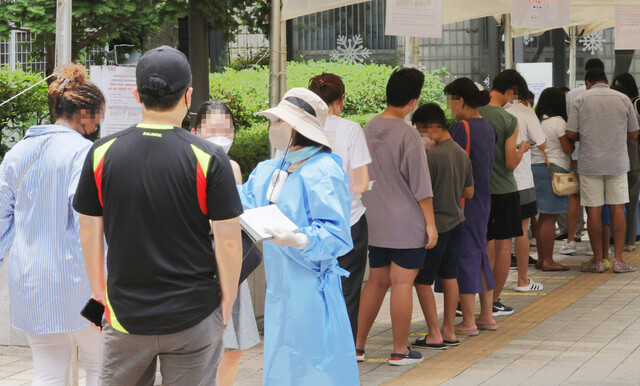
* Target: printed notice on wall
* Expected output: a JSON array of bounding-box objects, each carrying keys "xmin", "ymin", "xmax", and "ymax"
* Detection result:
[
  {"xmin": 90, "ymin": 65, "xmax": 142, "ymax": 137},
  {"xmin": 385, "ymin": 0, "xmax": 442, "ymax": 38},
  {"xmin": 516, "ymin": 63, "xmax": 552, "ymax": 105},
  {"xmin": 615, "ymin": 7, "xmax": 640, "ymax": 50},
  {"xmin": 512, "ymin": 0, "xmax": 570, "ymax": 29}
]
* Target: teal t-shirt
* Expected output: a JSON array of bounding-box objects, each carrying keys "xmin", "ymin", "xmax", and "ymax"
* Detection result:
[{"xmin": 478, "ymin": 105, "xmax": 518, "ymax": 194}]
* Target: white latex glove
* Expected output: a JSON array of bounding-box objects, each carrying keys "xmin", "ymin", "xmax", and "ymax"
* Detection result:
[{"xmin": 264, "ymin": 227, "xmax": 309, "ymax": 249}]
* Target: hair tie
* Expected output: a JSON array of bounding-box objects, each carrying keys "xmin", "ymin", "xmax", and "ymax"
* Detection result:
[{"xmin": 57, "ymin": 78, "xmax": 71, "ymax": 90}]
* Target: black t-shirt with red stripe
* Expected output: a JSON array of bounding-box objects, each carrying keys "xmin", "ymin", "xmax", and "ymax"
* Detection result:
[{"xmin": 73, "ymin": 124, "xmax": 243, "ymax": 335}]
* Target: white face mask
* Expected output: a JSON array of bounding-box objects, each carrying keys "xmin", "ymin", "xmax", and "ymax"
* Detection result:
[
  {"xmin": 206, "ymin": 136, "xmax": 233, "ymax": 154},
  {"xmin": 269, "ymin": 120, "xmax": 293, "ymax": 151}
]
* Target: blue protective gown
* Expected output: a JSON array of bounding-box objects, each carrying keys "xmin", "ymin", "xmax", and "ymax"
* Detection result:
[{"xmin": 238, "ymin": 150, "xmax": 359, "ymax": 386}]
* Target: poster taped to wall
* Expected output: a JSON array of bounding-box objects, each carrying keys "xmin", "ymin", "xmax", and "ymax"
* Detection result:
[
  {"xmin": 516, "ymin": 63, "xmax": 553, "ymax": 105},
  {"xmin": 385, "ymin": 0, "xmax": 443, "ymax": 38},
  {"xmin": 90, "ymin": 65, "xmax": 142, "ymax": 137},
  {"xmin": 512, "ymin": 0, "xmax": 570, "ymax": 29}
]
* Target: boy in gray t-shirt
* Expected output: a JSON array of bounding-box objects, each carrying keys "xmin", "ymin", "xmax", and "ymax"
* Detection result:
[{"xmin": 410, "ymin": 104, "xmax": 474, "ymax": 350}]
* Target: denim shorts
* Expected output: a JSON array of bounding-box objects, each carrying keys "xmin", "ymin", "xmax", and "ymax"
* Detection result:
[{"xmin": 532, "ymin": 163, "xmax": 569, "ymax": 214}]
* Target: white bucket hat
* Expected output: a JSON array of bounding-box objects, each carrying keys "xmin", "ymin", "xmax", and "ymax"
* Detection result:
[{"xmin": 258, "ymin": 88, "xmax": 331, "ymax": 149}]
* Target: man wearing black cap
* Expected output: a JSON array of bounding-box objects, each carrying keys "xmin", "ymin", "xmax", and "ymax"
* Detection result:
[{"xmin": 73, "ymin": 46, "xmax": 243, "ymax": 384}]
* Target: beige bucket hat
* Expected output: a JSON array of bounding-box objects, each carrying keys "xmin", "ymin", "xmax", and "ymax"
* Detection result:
[{"xmin": 258, "ymin": 88, "xmax": 331, "ymax": 149}]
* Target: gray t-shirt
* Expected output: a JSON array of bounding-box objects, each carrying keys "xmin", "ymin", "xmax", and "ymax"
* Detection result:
[
  {"xmin": 566, "ymin": 84, "xmax": 640, "ymax": 176},
  {"xmin": 362, "ymin": 116, "xmax": 433, "ymax": 248},
  {"xmin": 427, "ymin": 138, "xmax": 474, "ymax": 233}
]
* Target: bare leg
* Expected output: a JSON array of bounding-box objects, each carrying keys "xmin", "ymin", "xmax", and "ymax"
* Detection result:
[
  {"xmin": 491, "ymin": 239, "xmax": 512, "ymax": 303},
  {"xmin": 586, "ymin": 206, "xmax": 604, "ymax": 264},
  {"xmin": 356, "ymin": 266, "xmax": 391, "ymax": 351},
  {"xmin": 457, "ymin": 293, "xmax": 477, "ymax": 331},
  {"xmin": 538, "ymin": 214, "xmax": 566, "ymax": 270},
  {"xmin": 476, "ymin": 271, "xmax": 496, "ymax": 327},
  {"xmin": 389, "ymin": 262, "xmax": 419, "ymax": 354},
  {"xmin": 414, "ymin": 284, "xmax": 443, "ymax": 344},
  {"xmin": 516, "ymin": 218, "xmax": 531, "ymax": 287},
  {"xmin": 440, "ymin": 278, "xmax": 459, "ymax": 342},
  {"xmin": 218, "ymin": 350, "xmax": 242, "ymax": 386},
  {"xmin": 610, "ymin": 204, "xmax": 626, "ymax": 263},
  {"xmin": 567, "ymin": 194, "xmax": 581, "ymax": 240}
]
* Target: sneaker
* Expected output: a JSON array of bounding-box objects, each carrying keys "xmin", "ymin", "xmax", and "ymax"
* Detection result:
[
  {"xmin": 455, "ymin": 302, "xmax": 462, "ymax": 317},
  {"xmin": 581, "ymin": 261, "xmax": 605, "ymax": 273},
  {"xmin": 613, "ymin": 261, "xmax": 636, "ymax": 273},
  {"xmin": 558, "ymin": 240, "xmax": 576, "ymax": 255},
  {"xmin": 580, "ymin": 257, "xmax": 612, "ymax": 270},
  {"xmin": 492, "ymin": 300, "xmax": 514, "ymax": 316},
  {"xmin": 356, "ymin": 349, "xmax": 365, "ymax": 362},
  {"xmin": 389, "ymin": 347, "xmax": 423, "ymax": 366}
]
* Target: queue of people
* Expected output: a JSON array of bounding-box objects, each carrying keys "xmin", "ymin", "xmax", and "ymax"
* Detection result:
[{"xmin": 2, "ymin": 45, "xmax": 640, "ymax": 385}]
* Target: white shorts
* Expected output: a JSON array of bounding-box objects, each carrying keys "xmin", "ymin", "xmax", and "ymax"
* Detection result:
[{"xmin": 580, "ymin": 174, "xmax": 629, "ymax": 207}]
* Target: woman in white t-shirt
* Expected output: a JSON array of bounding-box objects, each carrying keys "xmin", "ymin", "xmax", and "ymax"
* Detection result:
[
  {"xmin": 531, "ymin": 87, "xmax": 574, "ymax": 271},
  {"xmin": 309, "ymin": 73, "xmax": 372, "ymax": 344}
]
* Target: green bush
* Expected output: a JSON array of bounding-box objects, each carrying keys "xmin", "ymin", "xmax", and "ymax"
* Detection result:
[
  {"xmin": 210, "ymin": 60, "xmax": 447, "ymax": 175},
  {"xmin": 0, "ymin": 68, "xmax": 49, "ymax": 162}
]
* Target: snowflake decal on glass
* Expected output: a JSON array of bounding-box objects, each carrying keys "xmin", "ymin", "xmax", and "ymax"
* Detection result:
[
  {"xmin": 483, "ymin": 75, "xmax": 490, "ymax": 88},
  {"xmin": 579, "ymin": 31, "xmax": 606, "ymax": 55},
  {"xmin": 523, "ymin": 35, "xmax": 534, "ymax": 46},
  {"xmin": 330, "ymin": 35, "xmax": 371, "ymax": 63}
]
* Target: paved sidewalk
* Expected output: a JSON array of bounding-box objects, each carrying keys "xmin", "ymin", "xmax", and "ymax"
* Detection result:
[{"xmin": 1, "ymin": 237, "xmax": 639, "ymax": 385}]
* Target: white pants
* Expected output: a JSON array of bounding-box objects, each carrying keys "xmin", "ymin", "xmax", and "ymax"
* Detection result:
[{"xmin": 25, "ymin": 325, "xmax": 101, "ymax": 386}]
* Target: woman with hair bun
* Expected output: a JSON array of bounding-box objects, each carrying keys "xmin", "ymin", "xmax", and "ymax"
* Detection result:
[
  {"xmin": 442, "ymin": 77, "xmax": 497, "ymax": 335},
  {"xmin": 0, "ymin": 63, "xmax": 105, "ymax": 385},
  {"xmin": 308, "ymin": 72, "xmax": 371, "ymax": 344}
]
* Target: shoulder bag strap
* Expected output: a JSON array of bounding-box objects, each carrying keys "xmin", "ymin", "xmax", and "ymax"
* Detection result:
[{"xmin": 538, "ymin": 147, "xmax": 554, "ymax": 177}]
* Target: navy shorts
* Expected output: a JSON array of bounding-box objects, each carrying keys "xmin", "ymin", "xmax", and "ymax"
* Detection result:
[
  {"xmin": 368, "ymin": 246, "xmax": 427, "ymax": 270},
  {"xmin": 415, "ymin": 223, "xmax": 463, "ymax": 285}
]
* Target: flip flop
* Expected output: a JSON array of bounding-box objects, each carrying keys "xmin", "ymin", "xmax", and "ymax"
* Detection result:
[
  {"xmin": 443, "ymin": 339, "xmax": 460, "ymax": 346},
  {"xmin": 541, "ymin": 264, "xmax": 569, "ymax": 272},
  {"xmin": 454, "ymin": 327, "xmax": 479, "ymax": 336},
  {"xmin": 411, "ymin": 337, "xmax": 447, "ymax": 350},
  {"xmin": 476, "ymin": 322, "xmax": 498, "ymax": 331}
]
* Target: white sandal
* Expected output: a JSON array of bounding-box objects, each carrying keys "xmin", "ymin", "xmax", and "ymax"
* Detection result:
[{"xmin": 515, "ymin": 278, "xmax": 543, "ymax": 292}]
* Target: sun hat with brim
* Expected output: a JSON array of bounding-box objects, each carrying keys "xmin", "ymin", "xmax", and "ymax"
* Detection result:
[{"xmin": 258, "ymin": 88, "xmax": 331, "ymax": 149}]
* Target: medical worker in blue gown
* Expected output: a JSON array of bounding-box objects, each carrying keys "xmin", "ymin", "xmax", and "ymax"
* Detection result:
[{"xmin": 238, "ymin": 88, "xmax": 359, "ymax": 385}]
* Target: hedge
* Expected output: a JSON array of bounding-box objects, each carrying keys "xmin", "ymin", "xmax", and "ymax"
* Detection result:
[{"xmin": 0, "ymin": 61, "xmax": 447, "ymax": 174}]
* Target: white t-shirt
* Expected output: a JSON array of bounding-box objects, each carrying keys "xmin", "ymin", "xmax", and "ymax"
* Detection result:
[
  {"xmin": 323, "ymin": 115, "xmax": 372, "ymax": 226},
  {"xmin": 505, "ymin": 102, "xmax": 547, "ymax": 190},
  {"xmin": 531, "ymin": 115, "xmax": 571, "ymax": 171}
]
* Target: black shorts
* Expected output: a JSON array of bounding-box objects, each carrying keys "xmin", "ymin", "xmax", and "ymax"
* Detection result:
[
  {"xmin": 368, "ymin": 246, "xmax": 427, "ymax": 270},
  {"xmin": 487, "ymin": 191, "xmax": 524, "ymax": 240},
  {"xmin": 415, "ymin": 223, "xmax": 463, "ymax": 285}
]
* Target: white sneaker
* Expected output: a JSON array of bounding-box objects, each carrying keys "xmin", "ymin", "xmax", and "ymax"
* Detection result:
[{"xmin": 558, "ymin": 240, "xmax": 576, "ymax": 255}]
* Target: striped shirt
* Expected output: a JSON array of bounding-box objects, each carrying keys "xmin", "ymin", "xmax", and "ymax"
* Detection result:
[{"xmin": 0, "ymin": 125, "xmax": 93, "ymax": 334}]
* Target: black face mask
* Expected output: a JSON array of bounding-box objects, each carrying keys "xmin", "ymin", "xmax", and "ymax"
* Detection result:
[{"xmin": 83, "ymin": 124, "xmax": 100, "ymax": 142}]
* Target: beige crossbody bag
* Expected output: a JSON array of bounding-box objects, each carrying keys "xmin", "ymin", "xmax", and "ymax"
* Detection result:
[{"xmin": 539, "ymin": 148, "xmax": 579, "ymax": 196}]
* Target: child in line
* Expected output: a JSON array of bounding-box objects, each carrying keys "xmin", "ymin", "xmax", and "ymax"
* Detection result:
[{"xmin": 410, "ymin": 104, "xmax": 474, "ymax": 349}]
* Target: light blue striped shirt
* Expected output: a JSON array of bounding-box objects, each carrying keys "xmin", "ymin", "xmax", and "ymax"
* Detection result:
[{"xmin": 0, "ymin": 125, "xmax": 93, "ymax": 334}]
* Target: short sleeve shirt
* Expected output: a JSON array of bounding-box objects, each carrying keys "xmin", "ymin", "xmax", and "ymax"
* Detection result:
[
  {"xmin": 361, "ymin": 116, "xmax": 433, "ymax": 248},
  {"xmin": 478, "ymin": 105, "xmax": 519, "ymax": 194},
  {"xmin": 427, "ymin": 139, "xmax": 473, "ymax": 233},
  {"xmin": 531, "ymin": 116, "xmax": 571, "ymax": 170},
  {"xmin": 73, "ymin": 124, "xmax": 243, "ymax": 335},
  {"xmin": 323, "ymin": 115, "xmax": 372, "ymax": 226},
  {"xmin": 566, "ymin": 84, "xmax": 640, "ymax": 176},
  {"xmin": 505, "ymin": 103, "xmax": 547, "ymax": 190}
]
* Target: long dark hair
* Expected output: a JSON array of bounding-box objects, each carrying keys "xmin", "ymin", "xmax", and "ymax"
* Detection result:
[
  {"xmin": 535, "ymin": 87, "xmax": 567, "ymax": 122},
  {"xmin": 613, "ymin": 72, "xmax": 639, "ymax": 99}
]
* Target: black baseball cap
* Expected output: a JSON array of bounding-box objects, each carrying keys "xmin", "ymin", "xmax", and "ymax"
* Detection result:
[{"xmin": 136, "ymin": 46, "xmax": 191, "ymax": 96}]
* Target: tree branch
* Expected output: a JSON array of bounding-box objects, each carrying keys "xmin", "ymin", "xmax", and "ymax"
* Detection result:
[{"xmin": 74, "ymin": 12, "xmax": 137, "ymax": 52}]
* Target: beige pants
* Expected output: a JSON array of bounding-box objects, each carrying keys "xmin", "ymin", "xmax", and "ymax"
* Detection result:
[{"xmin": 580, "ymin": 174, "xmax": 630, "ymax": 207}]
